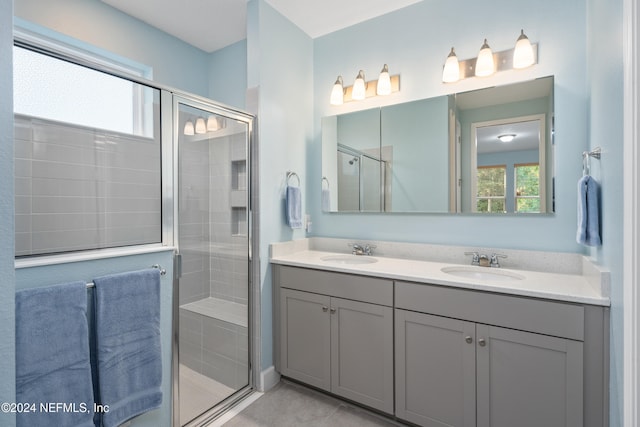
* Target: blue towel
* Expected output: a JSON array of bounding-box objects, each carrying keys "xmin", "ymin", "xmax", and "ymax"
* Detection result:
[
  {"xmin": 577, "ymin": 175, "xmax": 602, "ymax": 246},
  {"xmin": 15, "ymin": 282, "xmax": 95, "ymax": 427},
  {"xmin": 93, "ymin": 269, "xmax": 162, "ymax": 427},
  {"xmin": 286, "ymin": 185, "xmax": 303, "ymax": 229},
  {"xmin": 321, "ymin": 188, "xmax": 331, "ymax": 212}
]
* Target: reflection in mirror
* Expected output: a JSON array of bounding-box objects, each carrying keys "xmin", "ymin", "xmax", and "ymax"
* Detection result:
[
  {"xmin": 321, "ymin": 76, "xmax": 554, "ymax": 214},
  {"xmin": 456, "ymin": 76, "xmax": 554, "ymax": 214}
]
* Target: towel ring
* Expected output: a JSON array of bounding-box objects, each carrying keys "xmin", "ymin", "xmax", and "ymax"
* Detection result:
[
  {"xmin": 287, "ymin": 171, "xmax": 300, "ymax": 187},
  {"xmin": 322, "ymin": 177, "xmax": 330, "ymax": 189}
]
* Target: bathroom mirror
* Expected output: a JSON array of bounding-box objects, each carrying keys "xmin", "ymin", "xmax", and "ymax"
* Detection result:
[{"xmin": 321, "ymin": 76, "xmax": 554, "ymax": 214}]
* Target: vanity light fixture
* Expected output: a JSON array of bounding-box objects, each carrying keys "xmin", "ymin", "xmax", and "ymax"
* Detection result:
[
  {"xmin": 442, "ymin": 48, "xmax": 460, "ymax": 83},
  {"xmin": 195, "ymin": 117, "xmax": 206, "ymax": 134},
  {"xmin": 184, "ymin": 120, "xmax": 195, "ymax": 136},
  {"xmin": 475, "ymin": 39, "xmax": 495, "ymax": 77},
  {"xmin": 330, "ymin": 76, "xmax": 345, "ymax": 105},
  {"xmin": 441, "ymin": 30, "xmax": 538, "ymax": 83},
  {"xmin": 329, "ymin": 67, "xmax": 400, "ymax": 105},
  {"xmin": 207, "ymin": 115, "xmax": 223, "ymax": 131},
  {"xmin": 513, "ymin": 29, "xmax": 535, "ymax": 69},
  {"xmin": 351, "ymin": 70, "xmax": 367, "ymax": 101},
  {"xmin": 498, "ymin": 134, "xmax": 516, "ymax": 143},
  {"xmin": 376, "ymin": 64, "xmax": 392, "ymax": 95}
]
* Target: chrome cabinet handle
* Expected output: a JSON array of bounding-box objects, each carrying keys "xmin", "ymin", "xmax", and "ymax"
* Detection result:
[
  {"xmin": 465, "ymin": 336, "xmax": 473, "ymax": 344},
  {"xmin": 478, "ymin": 338, "xmax": 486, "ymax": 347},
  {"xmin": 330, "ymin": 308, "xmax": 336, "ymax": 314},
  {"xmin": 322, "ymin": 306, "xmax": 328, "ymax": 312}
]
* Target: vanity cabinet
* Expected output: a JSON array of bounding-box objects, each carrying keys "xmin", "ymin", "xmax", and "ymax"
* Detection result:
[
  {"xmin": 275, "ymin": 266, "xmax": 394, "ymax": 414},
  {"xmin": 395, "ymin": 280, "xmax": 607, "ymax": 427}
]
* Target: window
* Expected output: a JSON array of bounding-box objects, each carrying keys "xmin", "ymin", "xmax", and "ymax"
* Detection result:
[
  {"xmin": 476, "ymin": 165, "xmax": 506, "ymax": 213},
  {"xmin": 515, "ymin": 163, "xmax": 541, "ymax": 213},
  {"xmin": 14, "ymin": 45, "xmax": 162, "ymax": 257}
]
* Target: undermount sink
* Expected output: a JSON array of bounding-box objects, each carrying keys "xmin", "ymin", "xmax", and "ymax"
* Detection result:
[
  {"xmin": 321, "ymin": 255, "xmax": 379, "ymax": 265},
  {"xmin": 441, "ymin": 266, "xmax": 525, "ymax": 281}
]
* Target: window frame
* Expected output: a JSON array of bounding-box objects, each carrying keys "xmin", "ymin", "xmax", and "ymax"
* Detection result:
[{"xmin": 476, "ymin": 164, "xmax": 507, "ymax": 213}]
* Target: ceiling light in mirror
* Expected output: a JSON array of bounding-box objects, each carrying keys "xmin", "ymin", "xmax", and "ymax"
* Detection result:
[{"xmin": 498, "ymin": 134, "xmax": 516, "ymax": 143}]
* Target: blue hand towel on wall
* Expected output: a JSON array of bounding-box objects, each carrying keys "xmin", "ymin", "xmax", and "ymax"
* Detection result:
[
  {"xmin": 93, "ymin": 268, "xmax": 162, "ymax": 427},
  {"xmin": 321, "ymin": 188, "xmax": 331, "ymax": 212},
  {"xmin": 576, "ymin": 175, "xmax": 602, "ymax": 246},
  {"xmin": 16, "ymin": 282, "xmax": 95, "ymax": 427},
  {"xmin": 286, "ymin": 185, "xmax": 303, "ymax": 229}
]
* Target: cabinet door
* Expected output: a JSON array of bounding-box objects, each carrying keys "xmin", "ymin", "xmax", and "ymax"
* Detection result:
[
  {"xmin": 395, "ymin": 309, "xmax": 476, "ymax": 427},
  {"xmin": 476, "ymin": 324, "xmax": 583, "ymax": 427},
  {"xmin": 330, "ymin": 297, "xmax": 394, "ymax": 414},
  {"xmin": 279, "ymin": 288, "xmax": 331, "ymax": 390}
]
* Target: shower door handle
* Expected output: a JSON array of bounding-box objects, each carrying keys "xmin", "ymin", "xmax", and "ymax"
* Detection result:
[{"xmin": 174, "ymin": 253, "xmax": 183, "ymax": 280}]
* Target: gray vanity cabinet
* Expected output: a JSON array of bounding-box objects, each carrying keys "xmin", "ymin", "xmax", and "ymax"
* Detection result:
[
  {"xmin": 275, "ymin": 266, "xmax": 394, "ymax": 414},
  {"xmin": 395, "ymin": 280, "xmax": 605, "ymax": 427}
]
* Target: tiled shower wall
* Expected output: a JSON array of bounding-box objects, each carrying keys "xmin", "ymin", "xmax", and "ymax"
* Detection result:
[
  {"xmin": 14, "ymin": 115, "xmax": 161, "ymax": 256},
  {"xmin": 178, "ymin": 130, "xmax": 249, "ymax": 388}
]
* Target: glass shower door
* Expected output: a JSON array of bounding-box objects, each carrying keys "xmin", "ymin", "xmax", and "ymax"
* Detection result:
[{"xmin": 174, "ymin": 98, "xmax": 252, "ymax": 426}]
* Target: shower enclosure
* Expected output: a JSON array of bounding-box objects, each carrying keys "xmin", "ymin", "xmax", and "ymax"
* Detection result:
[
  {"xmin": 173, "ymin": 97, "xmax": 254, "ymax": 426},
  {"xmin": 337, "ymin": 144, "xmax": 386, "ymax": 211}
]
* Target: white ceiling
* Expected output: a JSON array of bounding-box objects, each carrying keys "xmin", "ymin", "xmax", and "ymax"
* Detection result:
[
  {"xmin": 477, "ymin": 120, "xmax": 542, "ymax": 155},
  {"xmin": 100, "ymin": 0, "xmax": 423, "ymax": 53}
]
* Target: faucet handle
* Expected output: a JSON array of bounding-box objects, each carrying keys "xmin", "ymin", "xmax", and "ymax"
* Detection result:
[
  {"xmin": 490, "ymin": 253, "xmax": 507, "ymax": 268},
  {"xmin": 464, "ymin": 251, "xmax": 480, "ymax": 265}
]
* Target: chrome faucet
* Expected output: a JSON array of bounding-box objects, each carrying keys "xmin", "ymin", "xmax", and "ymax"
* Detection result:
[
  {"xmin": 349, "ymin": 243, "xmax": 375, "ymax": 256},
  {"xmin": 465, "ymin": 251, "xmax": 507, "ymax": 267}
]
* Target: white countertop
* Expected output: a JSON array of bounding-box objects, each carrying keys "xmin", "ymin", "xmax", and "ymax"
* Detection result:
[{"xmin": 270, "ymin": 241, "xmax": 610, "ymax": 306}]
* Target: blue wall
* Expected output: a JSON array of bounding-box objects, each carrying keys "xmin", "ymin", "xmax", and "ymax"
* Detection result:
[
  {"xmin": 15, "ymin": 251, "xmax": 175, "ymax": 427},
  {"xmin": 311, "ymin": 0, "xmax": 588, "ymax": 252},
  {"xmin": 0, "ymin": 0, "xmax": 16, "ymax": 425},
  {"xmin": 247, "ymin": 0, "xmax": 313, "ymax": 374},
  {"xmin": 15, "ymin": 0, "xmax": 211, "ymax": 97},
  {"xmin": 208, "ymin": 39, "xmax": 248, "ymax": 110},
  {"xmin": 587, "ymin": 0, "xmax": 625, "ymax": 425}
]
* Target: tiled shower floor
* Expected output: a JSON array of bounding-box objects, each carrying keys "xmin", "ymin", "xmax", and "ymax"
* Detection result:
[{"xmin": 179, "ymin": 364, "xmax": 235, "ymax": 425}]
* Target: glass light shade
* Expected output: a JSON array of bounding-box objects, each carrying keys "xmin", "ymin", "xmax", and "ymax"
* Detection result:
[
  {"xmin": 184, "ymin": 120, "xmax": 195, "ymax": 136},
  {"xmin": 207, "ymin": 115, "xmax": 220, "ymax": 131},
  {"xmin": 498, "ymin": 134, "xmax": 516, "ymax": 143},
  {"xmin": 376, "ymin": 64, "xmax": 391, "ymax": 95},
  {"xmin": 442, "ymin": 48, "xmax": 460, "ymax": 83},
  {"xmin": 475, "ymin": 39, "xmax": 495, "ymax": 77},
  {"xmin": 351, "ymin": 70, "xmax": 366, "ymax": 101},
  {"xmin": 513, "ymin": 30, "xmax": 535, "ymax": 69},
  {"xmin": 330, "ymin": 76, "xmax": 344, "ymax": 105},
  {"xmin": 195, "ymin": 117, "xmax": 206, "ymax": 134}
]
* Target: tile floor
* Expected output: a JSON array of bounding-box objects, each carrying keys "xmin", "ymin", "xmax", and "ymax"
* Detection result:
[
  {"xmin": 221, "ymin": 380, "xmax": 406, "ymax": 427},
  {"xmin": 180, "ymin": 364, "xmax": 235, "ymax": 425}
]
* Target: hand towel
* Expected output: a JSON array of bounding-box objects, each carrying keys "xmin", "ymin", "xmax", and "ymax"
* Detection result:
[
  {"xmin": 576, "ymin": 175, "xmax": 602, "ymax": 246},
  {"xmin": 321, "ymin": 188, "xmax": 331, "ymax": 212},
  {"xmin": 93, "ymin": 268, "xmax": 162, "ymax": 427},
  {"xmin": 15, "ymin": 282, "xmax": 95, "ymax": 427},
  {"xmin": 286, "ymin": 185, "xmax": 303, "ymax": 229}
]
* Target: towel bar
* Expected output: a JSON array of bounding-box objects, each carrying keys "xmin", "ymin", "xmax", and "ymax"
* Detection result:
[{"xmin": 86, "ymin": 264, "xmax": 166, "ymax": 288}]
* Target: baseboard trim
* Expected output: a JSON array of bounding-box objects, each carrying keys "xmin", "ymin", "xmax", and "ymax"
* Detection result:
[{"xmin": 259, "ymin": 366, "xmax": 280, "ymax": 392}]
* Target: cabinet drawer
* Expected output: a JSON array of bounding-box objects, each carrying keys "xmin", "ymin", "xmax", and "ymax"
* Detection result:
[
  {"xmin": 395, "ymin": 281, "xmax": 584, "ymax": 341},
  {"xmin": 275, "ymin": 265, "xmax": 393, "ymax": 306}
]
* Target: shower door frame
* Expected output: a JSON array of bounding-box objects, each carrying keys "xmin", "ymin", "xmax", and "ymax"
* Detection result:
[{"xmin": 170, "ymin": 93, "xmax": 257, "ymax": 427}]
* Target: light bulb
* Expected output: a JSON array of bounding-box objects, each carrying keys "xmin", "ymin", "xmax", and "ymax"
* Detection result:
[
  {"xmin": 475, "ymin": 39, "xmax": 495, "ymax": 77},
  {"xmin": 376, "ymin": 64, "xmax": 391, "ymax": 95},
  {"xmin": 442, "ymin": 48, "xmax": 460, "ymax": 83},
  {"xmin": 352, "ymin": 70, "xmax": 366, "ymax": 101},
  {"xmin": 195, "ymin": 117, "xmax": 206, "ymax": 134},
  {"xmin": 330, "ymin": 76, "xmax": 344, "ymax": 105},
  {"xmin": 184, "ymin": 120, "xmax": 195, "ymax": 136},
  {"xmin": 513, "ymin": 29, "xmax": 535, "ymax": 69},
  {"xmin": 207, "ymin": 115, "xmax": 219, "ymax": 131}
]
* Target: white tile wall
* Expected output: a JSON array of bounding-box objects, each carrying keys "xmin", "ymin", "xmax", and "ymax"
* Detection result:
[{"xmin": 14, "ymin": 115, "xmax": 161, "ymax": 256}]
